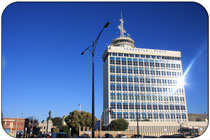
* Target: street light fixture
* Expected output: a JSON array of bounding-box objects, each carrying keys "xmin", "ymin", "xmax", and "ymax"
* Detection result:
[{"xmin": 81, "ymin": 21, "xmax": 110, "ymax": 138}]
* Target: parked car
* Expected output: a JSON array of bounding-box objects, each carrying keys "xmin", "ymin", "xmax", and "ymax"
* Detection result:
[
  {"xmin": 80, "ymin": 133, "xmax": 90, "ymax": 138},
  {"xmin": 172, "ymin": 134, "xmax": 186, "ymax": 138},
  {"xmin": 36, "ymin": 134, "xmax": 50, "ymax": 138},
  {"xmin": 159, "ymin": 135, "xmax": 174, "ymax": 138},
  {"xmin": 103, "ymin": 133, "xmax": 114, "ymax": 138},
  {"xmin": 131, "ymin": 134, "xmax": 142, "ymax": 138},
  {"xmin": 52, "ymin": 132, "xmax": 69, "ymax": 138},
  {"xmin": 143, "ymin": 136, "xmax": 158, "ymax": 138},
  {"xmin": 116, "ymin": 134, "xmax": 126, "ymax": 138}
]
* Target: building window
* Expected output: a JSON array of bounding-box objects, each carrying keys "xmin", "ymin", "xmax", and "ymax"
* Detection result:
[
  {"xmin": 152, "ymin": 95, "xmax": 157, "ymax": 101},
  {"xmin": 134, "ymin": 77, "xmax": 139, "ymax": 83},
  {"xmin": 116, "ymin": 76, "xmax": 121, "ymax": 82},
  {"xmin": 152, "ymin": 87, "xmax": 156, "ymax": 92},
  {"xmin": 128, "ymin": 76, "xmax": 133, "ymax": 82},
  {"xmin": 139, "ymin": 61, "xmax": 143, "ymax": 66},
  {"xmin": 122, "ymin": 58, "xmax": 126, "ymax": 65},
  {"xmin": 111, "ymin": 103, "xmax": 116, "ymax": 109},
  {"xmin": 146, "ymin": 95, "xmax": 151, "ymax": 101},
  {"xmin": 123, "ymin": 84, "xmax": 127, "ymax": 91},
  {"xmin": 133, "ymin": 59, "xmax": 138, "ymax": 66},
  {"xmin": 169, "ymin": 96, "xmax": 174, "ymax": 101},
  {"xmin": 136, "ymin": 113, "xmax": 140, "ymax": 119},
  {"xmin": 117, "ymin": 94, "xmax": 122, "ymax": 100},
  {"xmin": 140, "ymin": 78, "xmax": 144, "ymax": 83},
  {"xmin": 122, "ymin": 76, "xmax": 127, "ymax": 82},
  {"xmin": 151, "ymin": 70, "xmax": 155, "ymax": 75},
  {"xmin": 182, "ymin": 114, "xmax": 186, "ymax": 119},
  {"xmin": 171, "ymin": 114, "xmax": 175, "ymax": 119},
  {"xmin": 117, "ymin": 84, "xmax": 121, "ymax": 91},
  {"xmin": 129, "ymin": 103, "xmax": 134, "ymax": 109},
  {"xmin": 164, "ymin": 105, "xmax": 169, "ymax": 110},
  {"xmin": 128, "ymin": 67, "xmax": 133, "ymax": 74},
  {"xmin": 123, "ymin": 113, "xmax": 128, "ymax": 119},
  {"xmin": 123, "ymin": 94, "xmax": 128, "ymax": 100},
  {"xmin": 142, "ymin": 113, "xmax": 146, "ymax": 119},
  {"xmin": 159, "ymin": 104, "xmax": 163, "ymax": 110},
  {"xmin": 130, "ymin": 113, "xmax": 134, "ymax": 119},
  {"xmin": 116, "ymin": 57, "xmax": 121, "ymax": 65},
  {"xmin": 147, "ymin": 104, "xmax": 152, "ymax": 110},
  {"xmin": 134, "ymin": 68, "xmax": 138, "ymax": 74},
  {"xmin": 110, "ymin": 66, "xmax": 115, "ymax": 73},
  {"xmin": 159, "ymin": 114, "xmax": 164, "ymax": 119},
  {"xmin": 128, "ymin": 58, "xmax": 132, "ymax": 65},
  {"xmin": 110, "ymin": 84, "xmax": 115, "ymax": 91},
  {"xmin": 150, "ymin": 62, "xmax": 154, "ymax": 67},
  {"xmin": 110, "ymin": 93, "xmax": 115, "ymax": 100},
  {"xmin": 110, "ymin": 57, "xmax": 115, "ymax": 64},
  {"xmin": 110, "ymin": 75, "xmax": 115, "ymax": 82},
  {"xmin": 135, "ymin": 103, "xmax": 140, "ymax": 109},
  {"xmin": 129, "ymin": 85, "xmax": 133, "ymax": 91},
  {"xmin": 116, "ymin": 66, "xmax": 121, "ymax": 73},
  {"xmin": 165, "ymin": 114, "xmax": 170, "ymax": 119},
  {"xmin": 141, "ymin": 104, "xmax": 146, "ymax": 110},
  {"xmin": 117, "ymin": 113, "xmax": 122, "ymax": 119},
  {"xmin": 146, "ymin": 78, "xmax": 150, "ymax": 84},
  {"xmin": 148, "ymin": 113, "xmax": 152, "ymax": 119},
  {"xmin": 164, "ymin": 96, "xmax": 168, "ymax": 101},
  {"xmin": 123, "ymin": 103, "xmax": 128, "ymax": 109},
  {"xmin": 175, "ymin": 105, "xmax": 180, "ymax": 110},
  {"xmin": 129, "ymin": 94, "xmax": 134, "ymax": 100},
  {"xmin": 117, "ymin": 103, "xmax": 122, "ymax": 109},
  {"xmin": 181, "ymin": 105, "xmax": 185, "ymax": 110},
  {"xmin": 176, "ymin": 114, "xmax": 181, "ymax": 119},
  {"xmin": 141, "ymin": 95, "xmax": 145, "ymax": 101},
  {"xmin": 154, "ymin": 114, "xmax": 158, "ymax": 119},
  {"xmin": 134, "ymin": 85, "xmax": 139, "ymax": 91},
  {"xmin": 170, "ymin": 105, "xmax": 174, "ymax": 110},
  {"xmin": 111, "ymin": 112, "xmax": 116, "ymax": 119},
  {"xmin": 155, "ymin": 63, "xmax": 160, "ymax": 67},
  {"xmin": 153, "ymin": 104, "xmax": 158, "ymax": 110},
  {"xmin": 144, "ymin": 62, "xmax": 149, "ymax": 67},
  {"xmin": 139, "ymin": 69, "xmax": 144, "ymax": 74}
]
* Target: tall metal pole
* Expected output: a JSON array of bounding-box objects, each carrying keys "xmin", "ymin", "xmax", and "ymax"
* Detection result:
[
  {"xmin": 92, "ymin": 40, "xmax": 95, "ymax": 138},
  {"xmin": 81, "ymin": 22, "xmax": 110, "ymax": 138},
  {"xmin": 136, "ymin": 96, "xmax": 140, "ymax": 135}
]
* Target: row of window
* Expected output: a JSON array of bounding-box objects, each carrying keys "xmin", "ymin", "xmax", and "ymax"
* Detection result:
[
  {"xmin": 110, "ymin": 75, "xmax": 183, "ymax": 85},
  {"xmin": 110, "ymin": 112, "xmax": 186, "ymax": 120},
  {"xmin": 110, "ymin": 93, "xmax": 185, "ymax": 102},
  {"xmin": 110, "ymin": 102, "xmax": 186, "ymax": 111},
  {"xmin": 110, "ymin": 57, "xmax": 181, "ymax": 68},
  {"xmin": 110, "ymin": 83, "xmax": 184, "ymax": 94},
  {"xmin": 109, "ymin": 53, "xmax": 181, "ymax": 61},
  {"xmin": 110, "ymin": 66, "xmax": 182, "ymax": 76}
]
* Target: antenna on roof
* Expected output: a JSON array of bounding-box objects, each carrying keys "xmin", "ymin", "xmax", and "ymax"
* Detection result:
[{"xmin": 118, "ymin": 11, "xmax": 126, "ymax": 37}]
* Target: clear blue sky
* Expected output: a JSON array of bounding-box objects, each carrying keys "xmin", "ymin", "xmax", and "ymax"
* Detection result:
[{"xmin": 2, "ymin": 2, "xmax": 208, "ymax": 122}]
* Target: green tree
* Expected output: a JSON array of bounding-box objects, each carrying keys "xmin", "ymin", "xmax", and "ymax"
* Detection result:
[
  {"xmin": 110, "ymin": 119, "xmax": 129, "ymax": 131},
  {"xmin": 51, "ymin": 117, "xmax": 63, "ymax": 129},
  {"xmin": 65, "ymin": 110, "xmax": 97, "ymax": 136}
]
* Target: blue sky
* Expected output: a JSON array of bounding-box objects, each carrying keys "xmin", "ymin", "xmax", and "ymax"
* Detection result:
[{"xmin": 2, "ymin": 2, "xmax": 208, "ymax": 122}]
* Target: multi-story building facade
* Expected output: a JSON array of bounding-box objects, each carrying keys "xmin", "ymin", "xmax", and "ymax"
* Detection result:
[{"xmin": 102, "ymin": 16, "xmax": 188, "ymax": 129}]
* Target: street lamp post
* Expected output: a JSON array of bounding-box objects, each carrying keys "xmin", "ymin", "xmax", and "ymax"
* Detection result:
[{"xmin": 81, "ymin": 22, "xmax": 110, "ymax": 138}]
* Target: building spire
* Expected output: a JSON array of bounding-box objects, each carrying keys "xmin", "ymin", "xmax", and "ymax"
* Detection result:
[{"xmin": 118, "ymin": 11, "xmax": 126, "ymax": 37}]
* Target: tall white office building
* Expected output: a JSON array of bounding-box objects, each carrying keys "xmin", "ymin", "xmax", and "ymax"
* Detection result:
[{"xmin": 102, "ymin": 16, "xmax": 188, "ymax": 129}]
